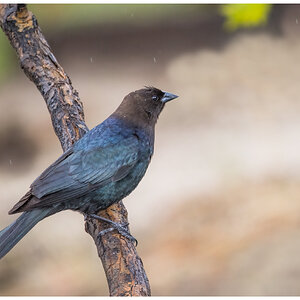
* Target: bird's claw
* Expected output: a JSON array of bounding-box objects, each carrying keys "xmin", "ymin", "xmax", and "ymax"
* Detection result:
[
  {"xmin": 97, "ymin": 227, "xmax": 115, "ymax": 238},
  {"xmin": 111, "ymin": 224, "xmax": 138, "ymax": 246},
  {"xmin": 87, "ymin": 214, "xmax": 138, "ymax": 246}
]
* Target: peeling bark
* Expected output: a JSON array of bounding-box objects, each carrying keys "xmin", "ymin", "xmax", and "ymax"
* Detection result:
[{"xmin": 0, "ymin": 4, "xmax": 150, "ymax": 296}]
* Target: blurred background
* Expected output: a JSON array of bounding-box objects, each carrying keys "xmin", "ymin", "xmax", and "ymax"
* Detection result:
[{"xmin": 1, "ymin": 3, "xmax": 300, "ymax": 296}]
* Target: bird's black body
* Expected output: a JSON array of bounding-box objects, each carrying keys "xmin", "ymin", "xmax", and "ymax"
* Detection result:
[{"xmin": 0, "ymin": 86, "xmax": 178, "ymax": 259}]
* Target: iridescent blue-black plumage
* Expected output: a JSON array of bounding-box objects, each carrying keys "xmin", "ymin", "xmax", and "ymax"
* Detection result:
[
  {"xmin": 13, "ymin": 117, "xmax": 153, "ymax": 214},
  {"xmin": 0, "ymin": 86, "xmax": 178, "ymax": 259}
]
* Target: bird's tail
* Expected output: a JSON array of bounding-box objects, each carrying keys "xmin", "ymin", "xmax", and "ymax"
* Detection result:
[{"xmin": 0, "ymin": 208, "xmax": 55, "ymax": 259}]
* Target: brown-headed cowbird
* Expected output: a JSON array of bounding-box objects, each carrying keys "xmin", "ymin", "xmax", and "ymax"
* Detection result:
[{"xmin": 0, "ymin": 86, "xmax": 178, "ymax": 259}]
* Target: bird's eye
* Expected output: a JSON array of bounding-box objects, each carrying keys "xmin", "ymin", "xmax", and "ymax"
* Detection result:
[{"xmin": 152, "ymin": 95, "xmax": 158, "ymax": 101}]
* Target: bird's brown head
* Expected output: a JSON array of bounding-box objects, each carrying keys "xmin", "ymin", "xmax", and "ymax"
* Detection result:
[{"xmin": 113, "ymin": 86, "xmax": 178, "ymax": 129}]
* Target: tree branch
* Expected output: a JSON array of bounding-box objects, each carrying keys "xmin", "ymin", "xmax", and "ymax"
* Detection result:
[{"xmin": 0, "ymin": 4, "xmax": 150, "ymax": 296}]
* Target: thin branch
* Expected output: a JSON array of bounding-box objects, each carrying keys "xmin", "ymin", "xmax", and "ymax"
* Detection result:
[{"xmin": 0, "ymin": 4, "xmax": 150, "ymax": 296}]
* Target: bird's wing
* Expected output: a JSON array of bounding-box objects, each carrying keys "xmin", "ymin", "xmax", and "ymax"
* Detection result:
[
  {"xmin": 9, "ymin": 148, "xmax": 74, "ymax": 214},
  {"xmin": 69, "ymin": 136, "xmax": 139, "ymax": 185},
  {"xmin": 26, "ymin": 135, "xmax": 139, "ymax": 208}
]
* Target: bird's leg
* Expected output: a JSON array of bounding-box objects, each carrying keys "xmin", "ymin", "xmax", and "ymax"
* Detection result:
[{"xmin": 87, "ymin": 213, "xmax": 138, "ymax": 246}]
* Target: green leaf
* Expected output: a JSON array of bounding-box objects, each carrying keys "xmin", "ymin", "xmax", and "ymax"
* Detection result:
[{"xmin": 220, "ymin": 4, "xmax": 272, "ymax": 31}]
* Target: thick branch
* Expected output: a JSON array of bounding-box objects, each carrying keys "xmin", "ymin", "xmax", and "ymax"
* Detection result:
[
  {"xmin": 0, "ymin": 4, "xmax": 150, "ymax": 296},
  {"xmin": 85, "ymin": 202, "xmax": 150, "ymax": 296}
]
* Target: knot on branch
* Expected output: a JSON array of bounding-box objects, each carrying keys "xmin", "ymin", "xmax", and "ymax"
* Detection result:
[
  {"xmin": 11, "ymin": 5, "xmax": 34, "ymax": 32},
  {"xmin": 0, "ymin": 4, "xmax": 35, "ymax": 32}
]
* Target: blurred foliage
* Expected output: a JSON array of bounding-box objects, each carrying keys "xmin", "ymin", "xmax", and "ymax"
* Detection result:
[
  {"xmin": 0, "ymin": 4, "xmax": 214, "ymax": 83},
  {"xmin": 0, "ymin": 31, "xmax": 15, "ymax": 83},
  {"xmin": 29, "ymin": 4, "xmax": 213, "ymax": 31},
  {"xmin": 0, "ymin": 4, "xmax": 273, "ymax": 83},
  {"xmin": 220, "ymin": 4, "xmax": 272, "ymax": 31}
]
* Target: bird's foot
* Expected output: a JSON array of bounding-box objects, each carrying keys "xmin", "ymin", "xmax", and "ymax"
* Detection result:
[{"xmin": 87, "ymin": 214, "xmax": 138, "ymax": 246}]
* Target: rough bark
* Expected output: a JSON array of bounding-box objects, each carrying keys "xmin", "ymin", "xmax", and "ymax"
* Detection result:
[{"xmin": 0, "ymin": 4, "xmax": 150, "ymax": 296}]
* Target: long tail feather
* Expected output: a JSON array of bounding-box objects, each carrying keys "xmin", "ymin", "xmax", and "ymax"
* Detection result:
[{"xmin": 0, "ymin": 208, "xmax": 54, "ymax": 259}]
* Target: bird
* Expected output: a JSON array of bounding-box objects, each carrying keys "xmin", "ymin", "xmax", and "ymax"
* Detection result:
[{"xmin": 0, "ymin": 86, "xmax": 178, "ymax": 259}]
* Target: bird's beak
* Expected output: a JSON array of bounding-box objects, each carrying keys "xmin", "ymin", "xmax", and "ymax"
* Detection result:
[{"xmin": 161, "ymin": 92, "xmax": 178, "ymax": 103}]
